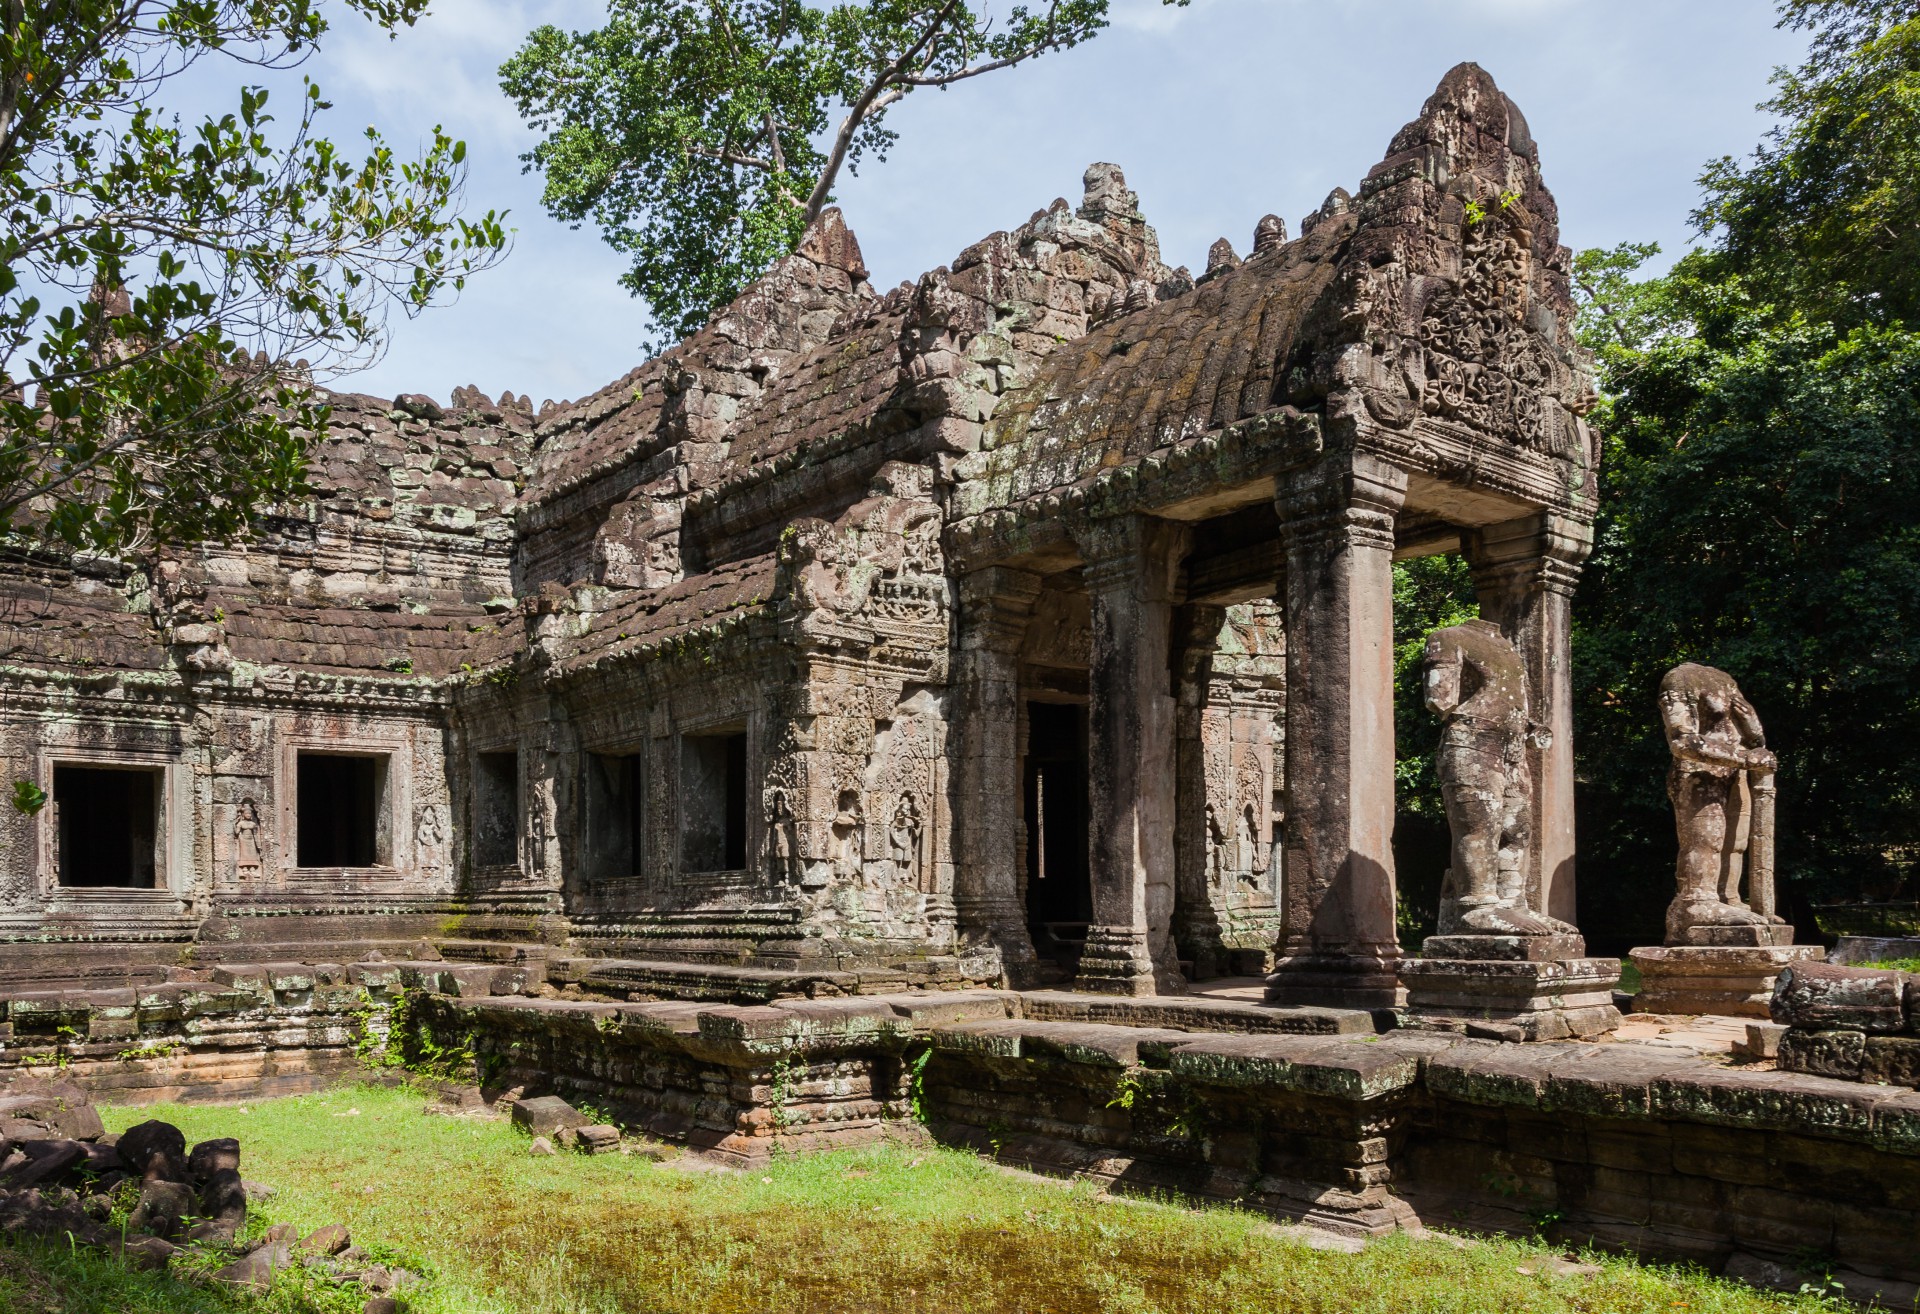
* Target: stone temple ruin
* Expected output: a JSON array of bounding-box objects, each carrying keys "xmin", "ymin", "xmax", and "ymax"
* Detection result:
[
  {"xmin": 6, "ymin": 64, "xmax": 1920, "ymax": 1302},
  {"xmin": 0, "ymin": 61, "xmax": 1600, "ymax": 1004}
]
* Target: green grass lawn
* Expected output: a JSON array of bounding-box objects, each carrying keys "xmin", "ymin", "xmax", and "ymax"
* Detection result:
[{"xmin": 0, "ymin": 1081, "xmax": 1853, "ymax": 1314}]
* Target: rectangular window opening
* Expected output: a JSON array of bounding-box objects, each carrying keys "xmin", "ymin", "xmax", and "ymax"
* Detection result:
[
  {"xmin": 585, "ymin": 752, "xmax": 645, "ymax": 883},
  {"xmin": 54, "ymin": 765, "xmax": 161, "ymax": 889},
  {"xmin": 680, "ymin": 730, "xmax": 747, "ymax": 873},
  {"xmin": 296, "ymin": 752, "xmax": 387, "ymax": 869},
  {"xmin": 473, "ymin": 750, "xmax": 520, "ymax": 869}
]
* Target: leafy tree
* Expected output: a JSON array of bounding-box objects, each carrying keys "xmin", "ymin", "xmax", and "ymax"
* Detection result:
[
  {"xmin": 0, "ymin": 0, "xmax": 507, "ymax": 554},
  {"xmin": 1696, "ymin": 0, "xmax": 1920, "ymax": 328},
  {"xmin": 1568, "ymin": 0, "xmax": 1920, "ymax": 941},
  {"xmin": 501, "ymin": 0, "xmax": 1184, "ymax": 345}
]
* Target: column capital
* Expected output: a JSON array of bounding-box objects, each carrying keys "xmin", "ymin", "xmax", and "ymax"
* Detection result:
[
  {"xmin": 1274, "ymin": 452, "xmax": 1407, "ymax": 555},
  {"xmin": 955, "ymin": 566, "xmax": 1043, "ymax": 654},
  {"xmin": 1465, "ymin": 512, "xmax": 1594, "ymax": 599},
  {"xmin": 1071, "ymin": 514, "xmax": 1186, "ymax": 602}
]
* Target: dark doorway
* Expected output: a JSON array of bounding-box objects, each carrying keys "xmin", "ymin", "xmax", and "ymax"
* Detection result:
[
  {"xmin": 473, "ymin": 750, "xmax": 520, "ymax": 868},
  {"xmin": 54, "ymin": 765, "xmax": 160, "ymax": 888},
  {"xmin": 297, "ymin": 753, "xmax": 384, "ymax": 868},
  {"xmin": 1024, "ymin": 700, "xmax": 1092, "ymax": 969},
  {"xmin": 681, "ymin": 731, "xmax": 747, "ymax": 872},
  {"xmin": 584, "ymin": 752, "xmax": 645, "ymax": 883}
]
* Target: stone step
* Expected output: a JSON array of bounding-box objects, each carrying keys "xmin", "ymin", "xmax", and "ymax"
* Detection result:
[
  {"xmin": 1017, "ymin": 989, "xmax": 1380, "ymax": 1037},
  {"xmin": 435, "ymin": 940, "xmax": 550, "ymax": 966},
  {"xmin": 553, "ymin": 957, "xmax": 860, "ymax": 1004}
]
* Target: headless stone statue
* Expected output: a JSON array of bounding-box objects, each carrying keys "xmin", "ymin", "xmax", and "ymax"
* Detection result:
[
  {"xmin": 1423, "ymin": 618, "xmax": 1573, "ymax": 939},
  {"xmin": 1659, "ymin": 662, "xmax": 1786, "ymax": 945}
]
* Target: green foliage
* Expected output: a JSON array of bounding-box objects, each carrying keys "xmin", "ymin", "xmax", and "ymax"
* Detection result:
[
  {"xmin": 768, "ymin": 1051, "xmax": 800, "ymax": 1130},
  {"xmin": 9, "ymin": 777, "xmax": 44, "ymax": 815},
  {"xmin": 500, "ymin": 0, "xmax": 1184, "ymax": 346},
  {"xmin": 1696, "ymin": 0, "xmax": 1920, "ymax": 329},
  {"xmin": 387, "ymin": 988, "xmax": 477, "ymax": 1081},
  {"xmin": 0, "ymin": 0, "xmax": 507, "ymax": 554},
  {"xmin": 903, "ymin": 1044, "xmax": 933, "ymax": 1123},
  {"xmin": 1566, "ymin": 2, "xmax": 1920, "ymax": 939}
]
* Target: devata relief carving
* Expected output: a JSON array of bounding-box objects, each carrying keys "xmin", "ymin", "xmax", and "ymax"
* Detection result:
[{"xmin": 233, "ymin": 799, "xmax": 262, "ymax": 881}]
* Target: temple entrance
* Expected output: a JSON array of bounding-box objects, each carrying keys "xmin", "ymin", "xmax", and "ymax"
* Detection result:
[{"xmin": 1023, "ymin": 699, "xmax": 1091, "ymax": 971}]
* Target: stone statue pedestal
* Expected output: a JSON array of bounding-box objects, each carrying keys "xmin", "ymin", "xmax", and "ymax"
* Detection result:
[
  {"xmin": 1680, "ymin": 923, "xmax": 1796, "ymax": 948},
  {"xmin": 1400, "ymin": 934, "xmax": 1622, "ymax": 1041},
  {"xmin": 1629, "ymin": 942, "xmax": 1823, "ymax": 1019}
]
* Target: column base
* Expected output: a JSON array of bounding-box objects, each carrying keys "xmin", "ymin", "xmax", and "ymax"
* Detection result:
[
  {"xmin": 1400, "ymin": 954, "xmax": 1622, "ymax": 1042},
  {"xmin": 954, "ymin": 895, "xmax": 1038, "ymax": 985},
  {"xmin": 1629, "ymin": 944, "xmax": 1823, "ymax": 1018},
  {"xmin": 1679, "ymin": 923, "xmax": 1797, "ymax": 948},
  {"xmin": 1422, "ymin": 932, "xmax": 1586, "ymax": 961},
  {"xmin": 1072, "ymin": 925, "xmax": 1181, "ymax": 997},
  {"xmin": 1265, "ymin": 951, "xmax": 1405, "ymax": 1009}
]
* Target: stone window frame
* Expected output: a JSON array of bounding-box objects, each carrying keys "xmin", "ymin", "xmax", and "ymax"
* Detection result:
[
  {"xmin": 278, "ymin": 731, "xmax": 411, "ymax": 879},
  {"xmin": 36, "ymin": 742, "xmax": 189, "ymax": 906},
  {"xmin": 672, "ymin": 710, "xmax": 759, "ymax": 889},
  {"xmin": 468, "ymin": 741, "xmax": 524, "ymax": 877},
  {"xmin": 577, "ymin": 736, "xmax": 649, "ymax": 893}
]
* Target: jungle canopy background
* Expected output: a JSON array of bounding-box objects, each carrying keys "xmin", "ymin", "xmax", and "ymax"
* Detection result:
[{"xmin": 1394, "ymin": 0, "xmax": 1920, "ymax": 951}]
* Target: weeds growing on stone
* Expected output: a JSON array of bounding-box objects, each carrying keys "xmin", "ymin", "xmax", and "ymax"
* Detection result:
[{"xmin": 0, "ymin": 1082, "xmax": 1863, "ymax": 1313}]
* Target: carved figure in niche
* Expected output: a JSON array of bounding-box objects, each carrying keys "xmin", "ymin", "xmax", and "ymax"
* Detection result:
[
  {"xmin": 766, "ymin": 787, "xmax": 803, "ymax": 886},
  {"xmin": 1204, "ymin": 803, "xmax": 1227, "ymax": 891},
  {"xmin": 1659, "ymin": 662, "xmax": 1784, "ymax": 944},
  {"xmin": 233, "ymin": 799, "xmax": 262, "ymax": 880},
  {"xmin": 830, "ymin": 790, "xmax": 863, "ymax": 885},
  {"xmin": 888, "ymin": 793, "xmax": 925, "ymax": 892},
  {"xmin": 417, "ymin": 803, "xmax": 445, "ymax": 872},
  {"xmin": 1237, "ymin": 802, "xmax": 1264, "ymax": 888},
  {"xmin": 1423, "ymin": 618, "xmax": 1571, "ymax": 936}
]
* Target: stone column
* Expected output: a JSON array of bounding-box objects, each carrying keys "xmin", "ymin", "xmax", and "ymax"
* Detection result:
[
  {"xmin": 1075, "ymin": 515, "xmax": 1186, "ymax": 996},
  {"xmin": 1267, "ymin": 453, "xmax": 1407, "ymax": 1008},
  {"xmin": 951, "ymin": 567, "xmax": 1043, "ymax": 979},
  {"xmin": 1173, "ymin": 605, "xmax": 1229, "ymax": 979},
  {"xmin": 1464, "ymin": 513, "xmax": 1591, "ymax": 925}
]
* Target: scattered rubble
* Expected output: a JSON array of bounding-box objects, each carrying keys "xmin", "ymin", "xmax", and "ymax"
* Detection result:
[{"xmin": 0, "ymin": 1080, "xmax": 419, "ymax": 1310}]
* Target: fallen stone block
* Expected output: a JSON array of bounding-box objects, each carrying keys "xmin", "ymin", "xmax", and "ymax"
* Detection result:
[
  {"xmin": 0, "ymin": 1139, "xmax": 86, "ymax": 1190},
  {"xmin": 108, "ymin": 1234, "xmax": 177, "ymax": 1272},
  {"xmin": 1779, "ymin": 1027, "xmax": 1866, "ymax": 1080},
  {"xmin": 511, "ymin": 1095, "xmax": 590, "ymax": 1139},
  {"xmin": 576, "ymin": 1125, "xmax": 621, "ymax": 1154},
  {"xmin": 1772, "ymin": 962, "xmax": 1908, "ymax": 1033},
  {"xmin": 1736, "ymin": 1022, "xmax": 1786, "ymax": 1059},
  {"xmin": 0, "ymin": 1082, "xmax": 105, "ymax": 1142},
  {"xmin": 215, "ymin": 1240, "xmax": 291, "ymax": 1291},
  {"xmin": 116, "ymin": 1120, "xmax": 188, "ymax": 1181},
  {"xmin": 296, "ymin": 1222, "xmax": 351, "ymax": 1255},
  {"xmin": 199, "ymin": 1166, "xmax": 247, "ymax": 1233},
  {"xmin": 128, "ymin": 1178, "xmax": 195, "ymax": 1239},
  {"xmin": 188, "ymin": 1137, "xmax": 240, "ymax": 1180}
]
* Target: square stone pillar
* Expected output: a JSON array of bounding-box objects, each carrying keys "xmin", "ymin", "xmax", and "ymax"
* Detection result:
[
  {"xmin": 1464, "ymin": 513, "xmax": 1591, "ymax": 925},
  {"xmin": 1266, "ymin": 453, "xmax": 1407, "ymax": 1008},
  {"xmin": 1074, "ymin": 516, "xmax": 1187, "ymax": 996},
  {"xmin": 952, "ymin": 567, "xmax": 1043, "ymax": 980},
  {"xmin": 1172, "ymin": 604, "xmax": 1229, "ymax": 978}
]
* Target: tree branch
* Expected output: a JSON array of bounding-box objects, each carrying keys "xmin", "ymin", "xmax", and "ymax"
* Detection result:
[{"xmin": 801, "ymin": 0, "xmax": 961, "ymax": 227}]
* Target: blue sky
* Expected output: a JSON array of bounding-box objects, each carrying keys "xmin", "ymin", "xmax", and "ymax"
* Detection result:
[{"xmin": 287, "ymin": 0, "xmax": 1810, "ymax": 405}]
